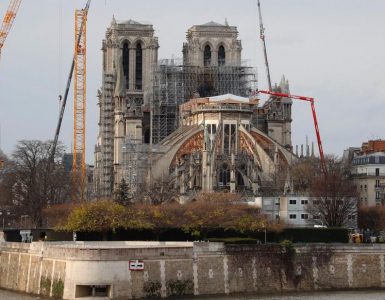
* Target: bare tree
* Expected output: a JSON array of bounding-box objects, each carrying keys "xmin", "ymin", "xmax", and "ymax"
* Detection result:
[
  {"xmin": 291, "ymin": 157, "xmax": 319, "ymax": 193},
  {"xmin": 307, "ymin": 156, "xmax": 357, "ymax": 227},
  {"xmin": 8, "ymin": 140, "xmax": 71, "ymax": 227},
  {"xmin": 135, "ymin": 175, "xmax": 179, "ymax": 205},
  {"xmin": 0, "ymin": 151, "xmax": 14, "ymax": 206}
]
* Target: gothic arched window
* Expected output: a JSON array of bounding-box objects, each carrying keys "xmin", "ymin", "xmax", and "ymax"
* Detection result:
[
  {"xmin": 219, "ymin": 163, "xmax": 230, "ymax": 187},
  {"xmin": 218, "ymin": 45, "xmax": 225, "ymax": 66},
  {"xmin": 135, "ymin": 42, "xmax": 143, "ymax": 90},
  {"xmin": 122, "ymin": 42, "xmax": 130, "ymax": 89},
  {"xmin": 204, "ymin": 45, "xmax": 211, "ymax": 67}
]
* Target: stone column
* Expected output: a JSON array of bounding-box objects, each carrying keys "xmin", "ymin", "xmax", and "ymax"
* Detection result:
[
  {"xmin": 230, "ymin": 153, "xmax": 236, "ymax": 193},
  {"xmin": 212, "ymin": 50, "xmax": 218, "ymax": 67},
  {"xmin": 189, "ymin": 155, "xmax": 194, "ymax": 190},
  {"xmin": 129, "ymin": 46, "xmax": 136, "ymax": 91}
]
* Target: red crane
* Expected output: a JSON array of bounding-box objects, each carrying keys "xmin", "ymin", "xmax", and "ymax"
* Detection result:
[{"xmin": 256, "ymin": 89, "xmax": 327, "ymax": 174}]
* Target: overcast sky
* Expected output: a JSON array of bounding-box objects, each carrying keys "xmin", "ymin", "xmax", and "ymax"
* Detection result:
[{"xmin": 0, "ymin": 0, "xmax": 384, "ymax": 163}]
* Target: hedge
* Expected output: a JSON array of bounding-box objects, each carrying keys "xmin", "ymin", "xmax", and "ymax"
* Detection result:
[{"xmin": 29, "ymin": 227, "xmax": 349, "ymax": 243}]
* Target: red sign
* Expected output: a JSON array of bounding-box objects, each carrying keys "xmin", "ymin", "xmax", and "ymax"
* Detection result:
[{"xmin": 129, "ymin": 260, "xmax": 144, "ymax": 271}]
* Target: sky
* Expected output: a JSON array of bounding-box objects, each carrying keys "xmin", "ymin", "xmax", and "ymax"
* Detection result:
[{"xmin": 0, "ymin": 0, "xmax": 384, "ymax": 164}]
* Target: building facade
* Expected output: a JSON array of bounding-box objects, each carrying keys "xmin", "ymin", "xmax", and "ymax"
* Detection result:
[
  {"xmin": 345, "ymin": 140, "xmax": 385, "ymax": 206},
  {"xmin": 94, "ymin": 18, "xmax": 159, "ymax": 197},
  {"xmin": 93, "ymin": 18, "xmax": 293, "ymax": 199}
]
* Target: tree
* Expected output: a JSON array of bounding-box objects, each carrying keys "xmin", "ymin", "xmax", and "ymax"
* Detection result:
[
  {"xmin": 114, "ymin": 178, "xmax": 130, "ymax": 206},
  {"xmin": 0, "ymin": 151, "xmax": 15, "ymax": 206},
  {"xmin": 136, "ymin": 175, "xmax": 179, "ymax": 204},
  {"xmin": 307, "ymin": 156, "xmax": 357, "ymax": 227},
  {"xmin": 7, "ymin": 140, "xmax": 71, "ymax": 227},
  {"xmin": 62, "ymin": 200, "xmax": 153, "ymax": 239},
  {"xmin": 291, "ymin": 157, "xmax": 319, "ymax": 193},
  {"xmin": 358, "ymin": 206, "xmax": 385, "ymax": 231}
]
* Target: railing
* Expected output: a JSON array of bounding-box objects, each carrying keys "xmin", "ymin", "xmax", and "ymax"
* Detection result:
[
  {"xmin": 191, "ymin": 104, "xmax": 252, "ymax": 114},
  {"xmin": 351, "ymin": 172, "xmax": 385, "ymax": 177}
]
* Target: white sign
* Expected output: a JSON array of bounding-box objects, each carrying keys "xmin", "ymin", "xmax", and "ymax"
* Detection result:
[{"xmin": 129, "ymin": 260, "xmax": 144, "ymax": 271}]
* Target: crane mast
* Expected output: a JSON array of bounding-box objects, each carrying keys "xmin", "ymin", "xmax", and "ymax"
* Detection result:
[
  {"xmin": 257, "ymin": 90, "xmax": 327, "ymax": 175},
  {"xmin": 257, "ymin": 0, "xmax": 272, "ymax": 91},
  {"xmin": 0, "ymin": 0, "xmax": 22, "ymax": 60},
  {"xmin": 49, "ymin": 0, "xmax": 91, "ymax": 187},
  {"xmin": 72, "ymin": 8, "xmax": 87, "ymax": 201}
]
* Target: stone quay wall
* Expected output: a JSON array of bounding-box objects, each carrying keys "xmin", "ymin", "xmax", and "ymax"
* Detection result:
[{"xmin": 0, "ymin": 241, "xmax": 385, "ymax": 299}]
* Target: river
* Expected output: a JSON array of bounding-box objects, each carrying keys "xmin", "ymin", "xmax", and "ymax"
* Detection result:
[{"xmin": 1, "ymin": 289, "xmax": 385, "ymax": 299}]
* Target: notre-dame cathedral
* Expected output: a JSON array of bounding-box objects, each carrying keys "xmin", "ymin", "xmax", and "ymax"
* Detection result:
[{"xmin": 93, "ymin": 18, "xmax": 293, "ymax": 199}]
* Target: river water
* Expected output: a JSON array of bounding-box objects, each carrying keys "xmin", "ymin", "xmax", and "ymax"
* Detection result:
[{"xmin": 1, "ymin": 289, "xmax": 385, "ymax": 299}]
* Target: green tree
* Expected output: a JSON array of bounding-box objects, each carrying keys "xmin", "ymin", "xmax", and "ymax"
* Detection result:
[{"xmin": 114, "ymin": 178, "xmax": 130, "ymax": 206}]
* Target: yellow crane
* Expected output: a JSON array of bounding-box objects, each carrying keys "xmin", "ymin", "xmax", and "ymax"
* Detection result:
[
  {"xmin": 0, "ymin": 0, "xmax": 22, "ymax": 60},
  {"xmin": 72, "ymin": 7, "xmax": 88, "ymax": 201}
]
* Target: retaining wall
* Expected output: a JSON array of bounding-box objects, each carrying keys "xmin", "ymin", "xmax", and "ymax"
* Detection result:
[{"xmin": 0, "ymin": 241, "xmax": 385, "ymax": 299}]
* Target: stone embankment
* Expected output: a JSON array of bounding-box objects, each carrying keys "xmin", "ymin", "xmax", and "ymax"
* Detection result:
[{"xmin": 0, "ymin": 241, "xmax": 385, "ymax": 299}]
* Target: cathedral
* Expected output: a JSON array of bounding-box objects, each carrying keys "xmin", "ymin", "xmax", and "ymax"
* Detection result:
[{"xmin": 93, "ymin": 18, "xmax": 295, "ymax": 199}]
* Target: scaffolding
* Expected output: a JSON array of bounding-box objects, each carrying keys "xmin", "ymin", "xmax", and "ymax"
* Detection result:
[{"xmin": 152, "ymin": 60, "xmax": 257, "ymax": 143}]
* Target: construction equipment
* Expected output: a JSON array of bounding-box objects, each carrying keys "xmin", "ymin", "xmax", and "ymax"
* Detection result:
[
  {"xmin": 49, "ymin": 0, "xmax": 91, "ymax": 200},
  {"xmin": 257, "ymin": 0, "xmax": 272, "ymax": 91},
  {"xmin": 256, "ymin": 89, "xmax": 327, "ymax": 174},
  {"xmin": 0, "ymin": 0, "xmax": 22, "ymax": 60},
  {"xmin": 72, "ymin": 8, "xmax": 88, "ymax": 201}
]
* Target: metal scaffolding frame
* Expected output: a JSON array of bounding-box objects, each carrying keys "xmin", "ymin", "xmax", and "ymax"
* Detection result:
[{"xmin": 152, "ymin": 60, "xmax": 257, "ymax": 143}]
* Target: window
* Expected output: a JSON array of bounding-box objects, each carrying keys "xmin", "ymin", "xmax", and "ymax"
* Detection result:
[
  {"xmin": 204, "ymin": 45, "xmax": 211, "ymax": 66},
  {"xmin": 301, "ymin": 199, "xmax": 308, "ymax": 205},
  {"xmin": 301, "ymin": 214, "xmax": 308, "ymax": 220},
  {"xmin": 275, "ymin": 214, "xmax": 280, "ymax": 220},
  {"xmin": 376, "ymin": 168, "xmax": 380, "ymax": 177},
  {"xmin": 289, "ymin": 214, "xmax": 297, "ymax": 219},
  {"xmin": 376, "ymin": 180, "xmax": 380, "ymax": 188},
  {"xmin": 218, "ymin": 45, "xmax": 225, "ymax": 66},
  {"xmin": 364, "ymin": 184, "xmax": 367, "ymax": 190},
  {"xmin": 376, "ymin": 191, "xmax": 380, "ymax": 200},
  {"xmin": 135, "ymin": 43, "xmax": 143, "ymax": 90},
  {"xmin": 122, "ymin": 42, "xmax": 130, "ymax": 89},
  {"xmin": 313, "ymin": 200, "xmax": 319, "ymax": 205},
  {"xmin": 289, "ymin": 199, "xmax": 297, "ymax": 205},
  {"xmin": 219, "ymin": 164, "xmax": 230, "ymax": 187},
  {"xmin": 360, "ymin": 185, "xmax": 363, "ymax": 191},
  {"xmin": 313, "ymin": 215, "xmax": 320, "ymax": 220},
  {"xmin": 348, "ymin": 215, "xmax": 356, "ymax": 220}
]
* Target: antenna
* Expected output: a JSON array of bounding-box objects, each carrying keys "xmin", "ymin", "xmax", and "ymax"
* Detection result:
[{"xmin": 257, "ymin": 0, "xmax": 272, "ymax": 91}]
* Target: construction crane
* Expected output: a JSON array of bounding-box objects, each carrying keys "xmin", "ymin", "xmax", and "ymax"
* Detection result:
[
  {"xmin": 72, "ymin": 8, "xmax": 88, "ymax": 201},
  {"xmin": 257, "ymin": 0, "xmax": 272, "ymax": 91},
  {"xmin": 0, "ymin": 0, "xmax": 22, "ymax": 60},
  {"xmin": 49, "ymin": 0, "xmax": 91, "ymax": 200},
  {"xmin": 256, "ymin": 89, "xmax": 327, "ymax": 174}
]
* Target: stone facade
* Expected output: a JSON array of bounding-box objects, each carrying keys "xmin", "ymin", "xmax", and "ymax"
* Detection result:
[
  {"xmin": 183, "ymin": 21, "xmax": 242, "ymax": 67},
  {"xmin": 94, "ymin": 18, "xmax": 159, "ymax": 197},
  {"xmin": 93, "ymin": 19, "xmax": 292, "ymax": 199},
  {"xmin": 2, "ymin": 241, "xmax": 385, "ymax": 299},
  {"xmin": 344, "ymin": 140, "xmax": 385, "ymax": 206},
  {"xmin": 147, "ymin": 94, "xmax": 295, "ymax": 196}
]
